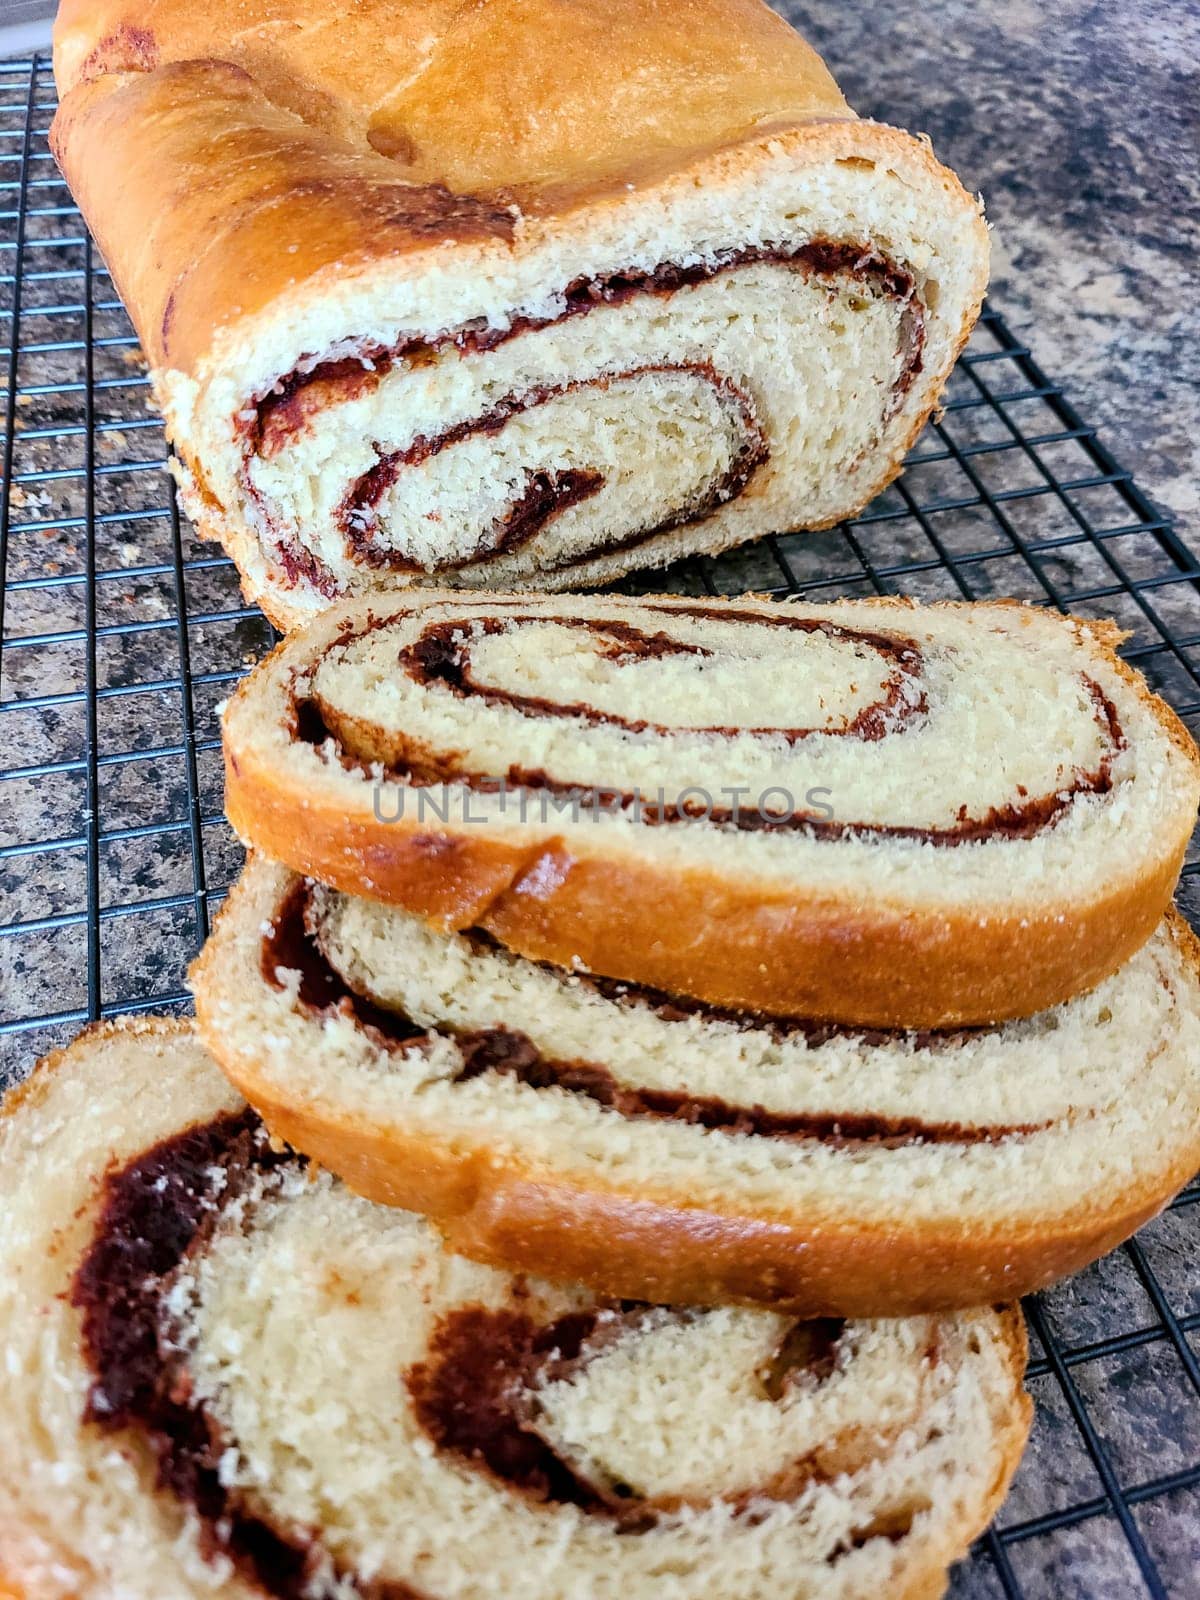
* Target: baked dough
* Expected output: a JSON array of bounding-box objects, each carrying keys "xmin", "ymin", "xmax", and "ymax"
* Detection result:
[
  {"xmin": 0, "ymin": 1017, "xmax": 1030, "ymax": 1599},
  {"xmin": 50, "ymin": 0, "xmax": 988, "ymax": 625},
  {"xmin": 220, "ymin": 591, "xmax": 1200, "ymax": 1025}
]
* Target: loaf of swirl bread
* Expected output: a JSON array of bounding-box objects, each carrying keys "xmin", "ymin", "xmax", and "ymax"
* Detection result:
[
  {"xmin": 49, "ymin": 0, "xmax": 988, "ymax": 628},
  {"xmin": 221, "ymin": 591, "xmax": 1200, "ymax": 1026},
  {"xmin": 189, "ymin": 855, "xmax": 1200, "ymax": 1315},
  {"xmin": 0, "ymin": 1017, "xmax": 1030, "ymax": 1600}
]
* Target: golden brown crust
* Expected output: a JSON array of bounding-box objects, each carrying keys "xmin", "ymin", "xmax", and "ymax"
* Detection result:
[
  {"xmin": 221, "ymin": 1064, "xmax": 1195, "ymax": 1319},
  {"xmin": 191, "ymin": 879, "xmax": 1200, "ymax": 1318},
  {"xmin": 48, "ymin": 59, "xmax": 519, "ymax": 376},
  {"xmin": 221, "ymin": 594, "xmax": 1199, "ymax": 1027},
  {"xmin": 48, "ymin": 0, "xmax": 857, "ymax": 377},
  {"xmin": 49, "ymin": 1, "xmax": 989, "ymax": 619},
  {"xmin": 225, "ymin": 749, "xmax": 1188, "ymax": 1026},
  {"xmin": 53, "ymin": 0, "xmax": 849, "ymax": 187}
]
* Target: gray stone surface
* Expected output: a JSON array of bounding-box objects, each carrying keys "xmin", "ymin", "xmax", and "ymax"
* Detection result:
[
  {"xmin": 1, "ymin": 11, "xmax": 1199, "ymax": 1594},
  {"xmin": 784, "ymin": 0, "xmax": 1200, "ymax": 534}
]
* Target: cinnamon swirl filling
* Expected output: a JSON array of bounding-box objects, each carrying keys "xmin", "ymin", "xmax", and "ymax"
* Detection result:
[
  {"xmin": 236, "ymin": 239, "xmax": 926, "ymax": 594},
  {"xmin": 293, "ymin": 600, "xmax": 1127, "ymax": 846},
  {"xmin": 70, "ymin": 1110, "xmax": 926, "ymax": 1598},
  {"xmin": 259, "ymin": 881, "xmax": 1048, "ymax": 1148}
]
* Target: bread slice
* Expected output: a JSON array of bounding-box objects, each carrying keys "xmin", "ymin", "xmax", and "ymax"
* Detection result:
[
  {"xmin": 0, "ymin": 1017, "xmax": 1030, "ymax": 1600},
  {"xmin": 221, "ymin": 590, "xmax": 1200, "ymax": 1026},
  {"xmin": 50, "ymin": 0, "xmax": 987, "ymax": 627},
  {"xmin": 190, "ymin": 855, "xmax": 1200, "ymax": 1316}
]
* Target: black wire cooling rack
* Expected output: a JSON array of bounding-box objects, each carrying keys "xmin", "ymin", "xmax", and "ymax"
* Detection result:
[{"xmin": 2, "ymin": 48, "xmax": 1200, "ymax": 1600}]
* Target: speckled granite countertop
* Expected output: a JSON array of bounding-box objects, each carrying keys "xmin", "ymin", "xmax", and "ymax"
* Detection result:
[{"xmin": 786, "ymin": 0, "xmax": 1200, "ymax": 533}]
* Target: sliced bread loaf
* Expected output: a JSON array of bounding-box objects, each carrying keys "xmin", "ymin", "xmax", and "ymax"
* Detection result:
[
  {"xmin": 51, "ymin": 0, "xmax": 987, "ymax": 625},
  {"xmin": 190, "ymin": 856, "xmax": 1200, "ymax": 1315},
  {"xmin": 0, "ymin": 1017, "xmax": 1029, "ymax": 1600},
  {"xmin": 222, "ymin": 590, "xmax": 1200, "ymax": 1025}
]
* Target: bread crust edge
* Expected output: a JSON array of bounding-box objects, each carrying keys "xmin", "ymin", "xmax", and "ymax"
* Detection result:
[
  {"xmin": 0, "ymin": 1017, "xmax": 1033, "ymax": 1599},
  {"xmin": 205, "ymin": 1057, "xmax": 1194, "ymax": 1318},
  {"xmin": 224, "ymin": 720, "xmax": 1192, "ymax": 1027}
]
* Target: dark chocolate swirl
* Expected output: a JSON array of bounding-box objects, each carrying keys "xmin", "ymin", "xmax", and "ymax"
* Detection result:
[
  {"xmin": 69, "ymin": 1117, "xmax": 649, "ymax": 1598},
  {"xmin": 69, "ymin": 1115, "xmax": 351, "ymax": 1599},
  {"xmin": 397, "ymin": 610, "xmax": 925, "ymax": 741}
]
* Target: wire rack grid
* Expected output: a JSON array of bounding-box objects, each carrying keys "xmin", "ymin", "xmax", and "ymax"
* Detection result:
[{"xmin": 1, "ymin": 49, "xmax": 1199, "ymax": 1600}]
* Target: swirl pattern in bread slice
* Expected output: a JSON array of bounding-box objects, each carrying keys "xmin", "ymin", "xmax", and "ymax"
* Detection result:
[
  {"xmin": 224, "ymin": 243, "xmax": 923, "ymax": 614},
  {"xmin": 190, "ymin": 856, "xmax": 1200, "ymax": 1315},
  {"xmin": 49, "ymin": 0, "xmax": 988, "ymax": 626},
  {"xmin": 0, "ymin": 1018, "xmax": 1029, "ymax": 1599},
  {"xmin": 222, "ymin": 591, "xmax": 1200, "ymax": 1025}
]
